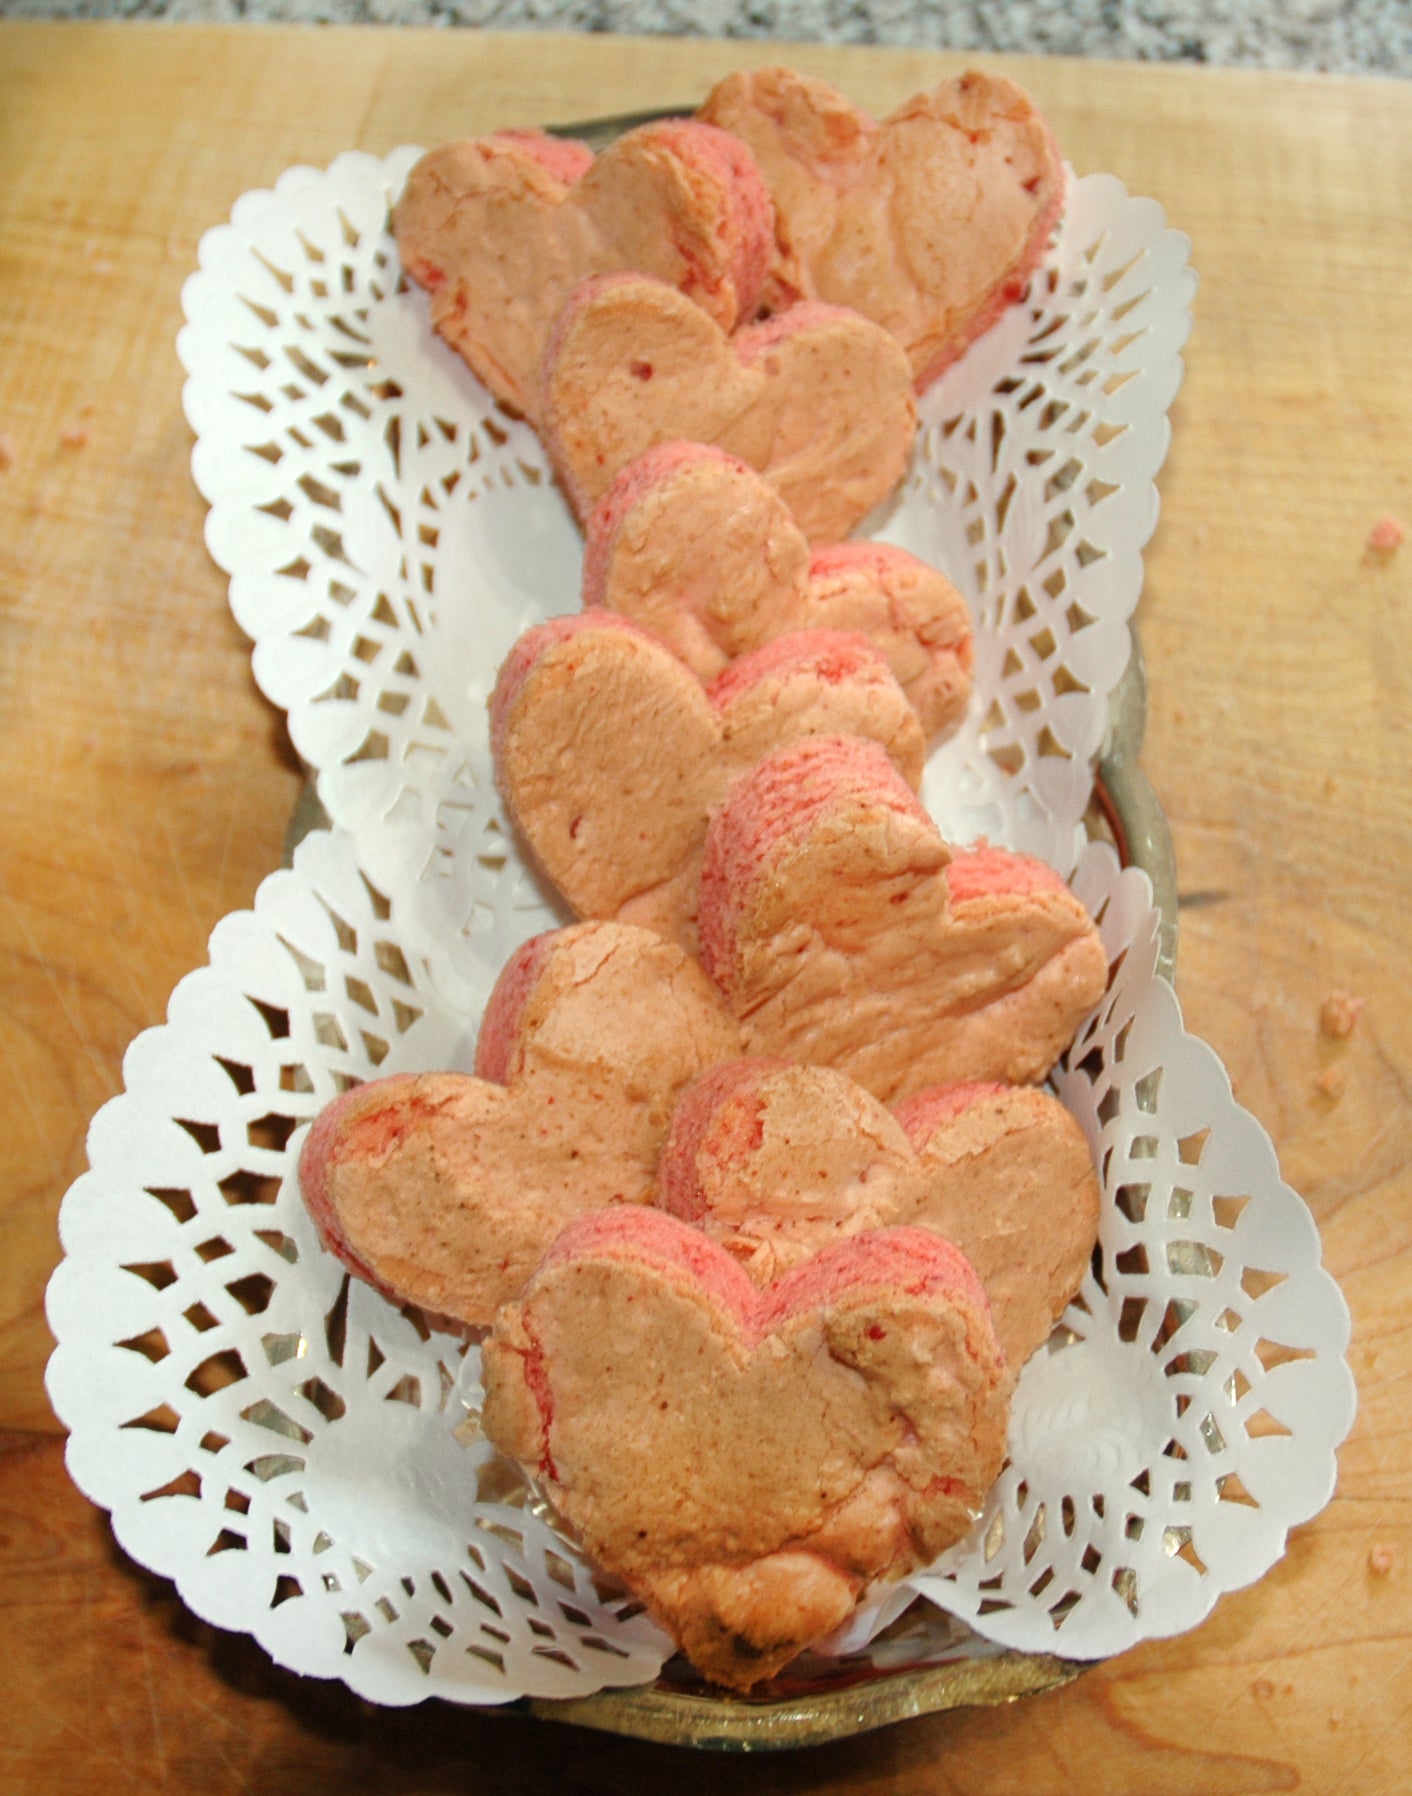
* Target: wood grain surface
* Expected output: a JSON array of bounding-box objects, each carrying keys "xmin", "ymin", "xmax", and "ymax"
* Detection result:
[{"xmin": 1, "ymin": 21, "xmax": 1409, "ymax": 1792}]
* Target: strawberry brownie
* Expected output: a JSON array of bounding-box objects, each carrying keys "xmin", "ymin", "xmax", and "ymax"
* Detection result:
[
  {"xmin": 538, "ymin": 273, "xmax": 917, "ymax": 538},
  {"xmin": 658, "ymin": 1058, "xmax": 917, "ymax": 1285},
  {"xmin": 297, "ymin": 921, "xmax": 741, "ymax": 1327},
  {"xmin": 393, "ymin": 120, "xmax": 773, "ymax": 419},
  {"xmin": 699, "ymin": 66, "xmax": 1064, "ymax": 387},
  {"xmin": 490, "ymin": 612, "xmax": 923, "ymax": 950},
  {"xmin": 894, "ymin": 1080, "xmax": 1100, "ymax": 1366},
  {"xmin": 583, "ymin": 442, "xmax": 973, "ymax": 736},
  {"xmin": 660, "ymin": 1059, "xmax": 1099, "ymax": 1363},
  {"xmin": 481, "ymin": 1207, "xmax": 1009, "ymax": 1690},
  {"xmin": 698, "ymin": 735, "xmax": 1109, "ymax": 1102}
]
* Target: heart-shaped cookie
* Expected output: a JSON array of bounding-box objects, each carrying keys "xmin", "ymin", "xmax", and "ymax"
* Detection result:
[
  {"xmin": 583, "ymin": 441, "xmax": 973, "ymax": 737},
  {"xmin": 481, "ymin": 1207, "xmax": 1008, "ymax": 1690},
  {"xmin": 297, "ymin": 921, "xmax": 742, "ymax": 1326},
  {"xmin": 393, "ymin": 120, "xmax": 774, "ymax": 419},
  {"xmin": 539, "ymin": 273, "xmax": 917, "ymax": 537},
  {"xmin": 698, "ymin": 735, "xmax": 1109, "ymax": 1102},
  {"xmin": 490, "ymin": 613, "xmax": 924, "ymax": 950},
  {"xmin": 893, "ymin": 1079, "xmax": 1101, "ymax": 1366},
  {"xmin": 659, "ymin": 1058, "xmax": 1099, "ymax": 1366},
  {"xmin": 699, "ymin": 67, "xmax": 1064, "ymax": 387}
]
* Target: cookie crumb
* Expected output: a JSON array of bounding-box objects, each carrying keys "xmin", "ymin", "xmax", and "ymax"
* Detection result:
[
  {"xmin": 59, "ymin": 425, "xmax": 90, "ymax": 451},
  {"xmin": 1369, "ymin": 1543, "xmax": 1397, "ymax": 1576},
  {"xmin": 0, "ymin": 432, "xmax": 15, "ymax": 472},
  {"xmin": 1367, "ymin": 514, "xmax": 1406, "ymax": 554},
  {"xmin": 1314, "ymin": 1066, "xmax": 1345, "ymax": 1101},
  {"xmin": 1320, "ymin": 991, "xmax": 1365, "ymax": 1039}
]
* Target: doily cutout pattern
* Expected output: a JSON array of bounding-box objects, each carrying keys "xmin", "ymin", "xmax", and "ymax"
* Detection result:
[
  {"xmin": 47, "ymin": 830, "xmax": 1356, "ymax": 1703},
  {"xmin": 900, "ymin": 849, "xmax": 1356, "ymax": 1657},
  {"xmin": 47, "ymin": 832, "xmax": 671, "ymax": 1705},
  {"xmin": 179, "ymin": 150, "xmax": 1196, "ymax": 1011}
]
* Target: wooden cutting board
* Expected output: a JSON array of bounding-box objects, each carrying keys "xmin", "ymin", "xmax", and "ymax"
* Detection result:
[{"xmin": 1, "ymin": 21, "xmax": 1409, "ymax": 1791}]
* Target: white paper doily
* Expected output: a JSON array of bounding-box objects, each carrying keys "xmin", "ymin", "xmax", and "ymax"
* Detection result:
[
  {"xmin": 46, "ymin": 827, "xmax": 1355, "ymax": 1703},
  {"xmin": 178, "ymin": 149, "xmax": 1195, "ymax": 1010}
]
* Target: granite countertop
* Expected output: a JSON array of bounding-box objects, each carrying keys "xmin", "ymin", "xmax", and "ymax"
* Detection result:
[{"xmin": 0, "ymin": 0, "xmax": 1408, "ymax": 78}]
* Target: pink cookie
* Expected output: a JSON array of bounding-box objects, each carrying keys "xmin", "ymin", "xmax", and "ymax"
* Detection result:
[
  {"xmin": 894, "ymin": 1080, "xmax": 1100, "ymax": 1366},
  {"xmin": 698, "ymin": 735, "xmax": 1109, "ymax": 1102},
  {"xmin": 297, "ymin": 921, "xmax": 742, "ymax": 1327},
  {"xmin": 490, "ymin": 612, "xmax": 924, "ymax": 951},
  {"xmin": 394, "ymin": 120, "xmax": 774, "ymax": 419},
  {"xmin": 539, "ymin": 273, "xmax": 917, "ymax": 538},
  {"xmin": 661, "ymin": 1059, "xmax": 1098, "ymax": 1365},
  {"xmin": 481, "ymin": 1207, "xmax": 1008, "ymax": 1691},
  {"xmin": 658, "ymin": 1058, "xmax": 918, "ymax": 1283},
  {"xmin": 699, "ymin": 67, "xmax": 1064, "ymax": 387},
  {"xmin": 583, "ymin": 442, "xmax": 973, "ymax": 737}
]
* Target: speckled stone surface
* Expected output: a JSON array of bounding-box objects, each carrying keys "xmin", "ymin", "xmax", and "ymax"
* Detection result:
[{"xmin": 1, "ymin": 0, "xmax": 1409, "ymax": 77}]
